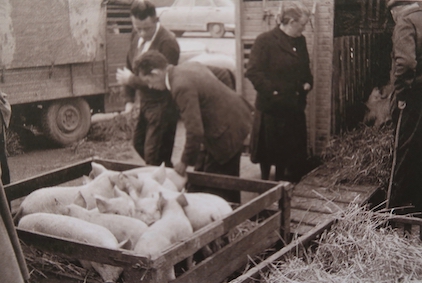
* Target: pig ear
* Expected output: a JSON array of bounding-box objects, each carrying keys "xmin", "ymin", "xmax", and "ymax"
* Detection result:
[
  {"xmin": 89, "ymin": 162, "xmax": 108, "ymax": 179},
  {"xmin": 95, "ymin": 195, "xmax": 110, "ymax": 213},
  {"xmin": 151, "ymin": 163, "xmax": 167, "ymax": 185},
  {"xmin": 73, "ymin": 191, "xmax": 88, "ymax": 208},
  {"xmin": 157, "ymin": 192, "xmax": 166, "ymax": 212},
  {"xmin": 118, "ymin": 239, "xmax": 132, "ymax": 250},
  {"xmin": 176, "ymin": 193, "xmax": 189, "ymax": 208},
  {"xmin": 81, "ymin": 175, "xmax": 92, "ymax": 185},
  {"xmin": 113, "ymin": 186, "xmax": 128, "ymax": 198}
]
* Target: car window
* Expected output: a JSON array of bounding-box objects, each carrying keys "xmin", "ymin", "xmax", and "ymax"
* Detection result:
[
  {"xmin": 174, "ymin": 0, "xmax": 191, "ymax": 7},
  {"xmin": 194, "ymin": 0, "xmax": 212, "ymax": 7},
  {"xmin": 213, "ymin": 0, "xmax": 234, "ymax": 7}
]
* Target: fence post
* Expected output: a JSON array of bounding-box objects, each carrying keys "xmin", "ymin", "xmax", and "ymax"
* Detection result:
[{"xmin": 279, "ymin": 183, "xmax": 293, "ymax": 244}]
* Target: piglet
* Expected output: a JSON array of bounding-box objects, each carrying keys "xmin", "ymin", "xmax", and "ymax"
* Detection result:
[
  {"xmin": 134, "ymin": 192, "xmax": 193, "ymax": 281},
  {"xmin": 18, "ymin": 213, "xmax": 130, "ymax": 283},
  {"xmin": 59, "ymin": 204, "xmax": 148, "ymax": 247},
  {"xmin": 13, "ymin": 171, "xmax": 115, "ymax": 224}
]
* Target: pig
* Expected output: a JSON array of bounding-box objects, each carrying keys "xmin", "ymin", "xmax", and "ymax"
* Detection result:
[
  {"xmin": 13, "ymin": 171, "xmax": 116, "ymax": 224},
  {"xmin": 59, "ymin": 204, "xmax": 148, "ymax": 247},
  {"xmin": 134, "ymin": 192, "xmax": 193, "ymax": 281},
  {"xmin": 90, "ymin": 162, "xmax": 187, "ymax": 191},
  {"xmin": 95, "ymin": 187, "xmax": 136, "ymax": 217},
  {"xmin": 364, "ymin": 83, "xmax": 394, "ymax": 128},
  {"xmin": 18, "ymin": 213, "xmax": 131, "ymax": 283},
  {"xmin": 135, "ymin": 190, "xmax": 233, "ymax": 231}
]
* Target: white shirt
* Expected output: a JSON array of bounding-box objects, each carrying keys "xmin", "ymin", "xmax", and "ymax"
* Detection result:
[{"xmin": 137, "ymin": 22, "xmax": 161, "ymax": 53}]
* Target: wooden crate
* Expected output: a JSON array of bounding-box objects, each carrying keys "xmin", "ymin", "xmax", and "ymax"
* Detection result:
[{"xmin": 5, "ymin": 158, "xmax": 293, "ymax": 283}]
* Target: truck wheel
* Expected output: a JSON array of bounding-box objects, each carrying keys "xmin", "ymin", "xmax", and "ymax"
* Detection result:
[
  {"xmin": 208, "ymin": 23, "xmax": 225, "ymax": 38},
  {"xmin": 41, "ymin": 98, "xmax": 91, "ymax": 146}
]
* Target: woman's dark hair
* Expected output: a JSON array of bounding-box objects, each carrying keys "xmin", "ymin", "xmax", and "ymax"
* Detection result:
[
  {"xmin": 130, "ymin": 0, "xmax": 157, "ymax": 20},
  {"xmin": 133, "ymin": 50, "xmax": 168, "ymax": 76}
]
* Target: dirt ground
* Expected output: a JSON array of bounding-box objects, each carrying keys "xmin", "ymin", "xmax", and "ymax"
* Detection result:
[{"xmin": 7, "ymin": 119, "xmax": 262, "ymax": 185}]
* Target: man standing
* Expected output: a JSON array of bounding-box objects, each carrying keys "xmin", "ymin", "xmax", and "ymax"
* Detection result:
[
  {"xmin": 387, "ymin": 0, "xmax": 422, "ymax": 211},
  {"xmin": 133, "ymin": 50, "xmax": 252, "ymax": 202},
  {"xmin": 116, "ymin": 0, "xmax": 180, "ymax": 167}
]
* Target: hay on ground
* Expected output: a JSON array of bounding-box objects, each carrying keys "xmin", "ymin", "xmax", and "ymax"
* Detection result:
[
  {"xmin": 264, "ymin": 205, "xmax": 422, "ymax": 283},
  {"xmin": 306, "ymin": 125, "xmax": 394, "ymax": 188}
]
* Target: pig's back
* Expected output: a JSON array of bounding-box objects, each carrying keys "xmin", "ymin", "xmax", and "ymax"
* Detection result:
[{"xmin": 18, "ymin": 213, "xmax": 118, "ymax": 248}]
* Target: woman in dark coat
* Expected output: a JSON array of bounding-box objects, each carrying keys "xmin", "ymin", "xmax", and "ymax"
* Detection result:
[{"xmin": 246, "ymin": 1, "xmax": 313, "ymax": 182}]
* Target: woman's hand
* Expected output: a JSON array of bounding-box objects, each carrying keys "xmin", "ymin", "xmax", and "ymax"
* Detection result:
[
  {"xmin": 303, "ymin": 83, "xmax": 311, "ymax": 91},
  {"xmin": 116, "ymin": 67, "xmax": 133, "ymax": 86}
]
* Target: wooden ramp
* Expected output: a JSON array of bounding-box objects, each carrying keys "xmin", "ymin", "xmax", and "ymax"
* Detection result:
[{"xmin": 290, "ymin": 175, "xmax": 380, "ymax": 236}]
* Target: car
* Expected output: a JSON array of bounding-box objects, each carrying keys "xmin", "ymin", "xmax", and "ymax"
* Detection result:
[
  {"xmin": 156, "ymin": 0, "xmax": 235, "ymax": 38},
  {"xmin": 178, "ymin": 40, "xmax": 236, "ymax": 72}
]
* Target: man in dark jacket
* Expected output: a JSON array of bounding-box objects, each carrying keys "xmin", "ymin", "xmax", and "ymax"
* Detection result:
[
  {"xmin": 133, "ymin": 50, "xmax": 252, "ymax": 202},
  {"xmin": 387, "ymin": 0, "xmax": 422, "ymax": 211},
  {"xmin": 116, "ymin": 0, "xmax": 179, "ymax": 167}
]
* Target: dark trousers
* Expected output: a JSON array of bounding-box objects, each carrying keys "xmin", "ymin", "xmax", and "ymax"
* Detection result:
[
  {"xmin": 391, "ymin": 88, "xmax": 422, "ymax": 212},
  {"xmin": 0, "ymin": 132, "xmax": 9, "ymax": 185},
  {"xmin": 133, "ymin": 94, "xmax": 178, "ymax": 167},
  {"xmin": 191, "ymin": 149, "xmax": 242, "ymax": 203}
]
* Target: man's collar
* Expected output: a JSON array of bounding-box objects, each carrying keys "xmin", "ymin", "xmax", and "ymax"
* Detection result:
[{"xmin": 137, "ymin": 22, "xmax": 161, "ymax": 48}]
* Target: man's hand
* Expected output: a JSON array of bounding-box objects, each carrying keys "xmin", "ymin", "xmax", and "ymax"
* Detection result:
[
  {"xmin": 174, "ymin": 162, "xmax": 188, "ymax": 177},
  {"xmin": 116, "ymin": 67, "xmax": 133, "ymax": 86}
]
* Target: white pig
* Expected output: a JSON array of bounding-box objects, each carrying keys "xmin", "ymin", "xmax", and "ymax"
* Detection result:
[
  {"xmin": 134, "ymin": 192, "xmax": 193, "ymax": 281},
  {"xmin": 95, "ymin": 187, "xmax": 136, "ymax": 217},
  {"xmin": 90, "ymin": 162, "xmax": 187, "ymax": 191},
  {"xmin": 18, "ymin": 213, "xmax": 130, "ymax": 283},
  {"xmin": 13, "ymin": 171, "xmax": 116, "ymax": 224},
  {"xmin": 59, "ymin": 204, "xmax": 148, "ymax": 247},
  {"xmin": 135, "ymin": 190, "xmax": 233, "ymax": 231}
]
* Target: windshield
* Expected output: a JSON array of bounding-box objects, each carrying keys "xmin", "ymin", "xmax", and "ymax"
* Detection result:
[{"xmin": 214, "ymin": 0, "xmax": 234, "ymax": 7}]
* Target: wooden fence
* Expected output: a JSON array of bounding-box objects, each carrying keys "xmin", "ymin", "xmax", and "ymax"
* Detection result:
[{"xmin": 331, "ymin": 33, "xmax": 392, "ymax": 134}]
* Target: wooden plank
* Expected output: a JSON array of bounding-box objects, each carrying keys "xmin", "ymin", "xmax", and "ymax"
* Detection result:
[
  {"xmin": 293, "ymin": 182, "xmax": 373, "ymax": 204},
  {"xmin": 186, "ymin": 171, "xmax": 280, "ymax": 194},
  {"xmin": 291, "ymin": 196, "xmax": 348, "ymax": 214},
  {"xmin": 171, "ymin": 212, "xmax": 281, "ymax": 283},
  {"xmin": 5, "ymin": 159, "xmax": 92, "ymax": 201},
  {"xmin": 290, "ymin": 221, "xmax": 317, "ymax": 236},
  {"xmin": 290, "ymin": 208, "xmax": 334, "ymax": 227},
  {"xmin": 229, "ymin": 218, "xmax": 336, "ymax": 283},
  {"xmin": 17, "ymin": 228, "xmax": 151, "ymax": 268}
]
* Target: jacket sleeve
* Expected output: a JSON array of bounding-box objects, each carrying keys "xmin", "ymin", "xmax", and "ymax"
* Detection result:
[
  {"xmin": 300, "ymin": 36, "xmax": 314, "ymax": 91},
  {"xmin": 245, "ymin": 35, "xmax": 275, "ymax": 97},
  {"xmin": 392, "ymin": 18, "xmax": 417, "ymax": 101},
  {"xmin": 160, "ymin": 39, "xmax": 180, "ymax": 66},
  {"xmin": 123, "ymin": 51, "xmax": 137, "ymax": 104},
  {"xmin": 173, "ymin": 85, "xmax": 204, "ymax": 166}
]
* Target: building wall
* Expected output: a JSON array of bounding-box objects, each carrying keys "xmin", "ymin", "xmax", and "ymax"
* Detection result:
[{"xmin": 235, "ymin": 0, "xmax": 335, "ymax": 155}]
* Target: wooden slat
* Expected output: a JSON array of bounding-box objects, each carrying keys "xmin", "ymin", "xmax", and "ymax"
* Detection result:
[
  {"xmin": 229, "ymin": 218, "xmax": 336, "ymax": 283},
  {"xmin": 293, "ymin": 182, "xmax": 370, "ymax": 204},
  {"xmin": 290, "ymin": 208, "xmax": 334, "ymax": 227},
  {"xmin": 5, "ymin": 159, "xmax": 92, "ymax": 201},
  {"xmin": 17, "ymin": 228, "xmax": 151, "ymax": 268},
  {"xmin": 171, "ymin": 212, "xmax": 281, "ymax": 283},
  {"xmin": 186, "ymin": 171, "xmax": 280, "ymax": 194},
  {"xmin": 291, "ymin": 196, "xmax": 348, "ymax": 214}
]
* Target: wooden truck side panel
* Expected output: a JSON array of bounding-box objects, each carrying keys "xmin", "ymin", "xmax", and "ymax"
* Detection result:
[{"xmin": 0, "ymin": 0, "xmax": 107, "ymax": 105}]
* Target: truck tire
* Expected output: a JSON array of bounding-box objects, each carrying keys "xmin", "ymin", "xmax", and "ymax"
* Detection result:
[
  {"xmin": 208, "ymin": 23, "xmax": 225, "ymax": 38},
  {"xmin": 41, "ymin": 98, "xmax": 91, "ymax": 146}
]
